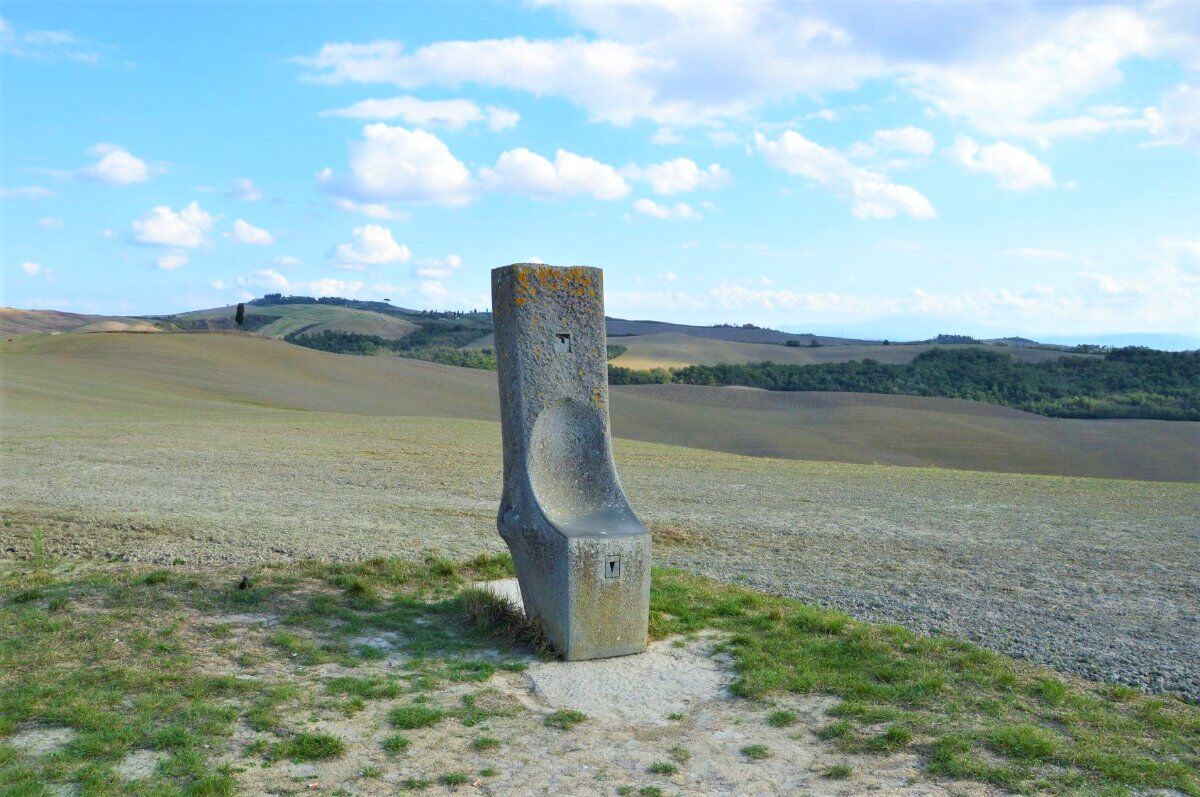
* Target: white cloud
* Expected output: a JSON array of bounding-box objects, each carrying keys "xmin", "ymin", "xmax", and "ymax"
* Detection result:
[
  {"xmin": 226, "ymin": 178, "xmax": 263, "ymax": 201},
  {"xmin": 628, "ymin": 158, "xmax": 730, "ymax": 195},
  {"xmin": 1001, "ymin": 247, "xmax": 1073, "ymax": 260},
  {"xmin": 755, "ymin": 130, "xmax": 935, "ymax": 220},
  {"xmin": 951, "ymin": 137, "xmax": 1055, "ymax": 191},
  {"xmin": 131, "ymin": 202, "xmax": 215, "ymax": 248},
  {"xmin": 650, "ymin": 127, "xmax": 683, "ymax": 144},
  {"xmin": 293, "ymin": 4, "xmax": 1198, "ymax": 143},
  {"xmin": 414, "ymin": 254, "xmax": 462, "ymax": 279},
  {"xmin": 871, "ymin": 126, "xmax": 935, "ymax": 156},
  {"xmin": 37, "ymin": 217, "xmax": 64, "ymax": 229},
  {"xmin": 0, "ymin": 185, "xmax": 55, "ymax": 200},
  {"xmin": 210, "ymin": 279, "xmax": 227, "ymax": 291},
  {"xmin": 231, "ymin": 218, "xmax": 275, "ymax": 245},
  {"xmin": 609, "ymin": 255, "xmax": 1199, "ymax": 333},
  {"xmin": 329, "ymin": 224, "xmax": 411, "ymax": 269},
  {"xmin": 155, "ymin": 250, "xmax": 190, "ymax": 271},
  {"xmin": 331, "ymin": 197, "xmax": 410, "ymax": 220},
  {"xmin": 633, "ymin": 198, "xmax": 700, "ymax": 220},
  {"xmin": 318, "ymin": 123, "xmax": 473, "ymax": 206},
  {"xmin": 237, "ymin": 272, "xmax": 375, "ymax": 300},
  {"xmin": 274, "ymin": 256, "xmax": 301, "ymax": 267},
  {"xmin": 20, "ymin": 261, "xmax": 42, "ymax": 275},
  {"xmin": 323, "ymin": 95, "xmax": 520, "ymax": 131},
  {"xmin": 0, "ymin": 17, "xmax": 103, "ymax": 63},
  {"xmin": 79, "ymin": 143, "xmax": 149, "ymax": 185},
  {"xmin": 308, "ymin": 278, "xmax": 367, "ymax": 297},
  {"xmin": 240, "ymin": 269, "xmax": 291, "ymax": 291},
  {"xmin": 906, "ymin": 6, "xmax": 1160, "ymax": 138},
  {"xmin": 806, "ymin": 109, "xmax": 838, "ymax": 122},
  {"xmin": 1146, "ymin": 83, "xmax": 1200, "ymax": 147},
  {"xmin": 481, "ymin": 148, "xmax": 629, "ymax": 200}
]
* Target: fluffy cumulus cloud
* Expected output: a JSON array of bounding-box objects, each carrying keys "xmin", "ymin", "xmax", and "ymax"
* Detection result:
[
  {"xmin": 331, "ymin": 197, "xmax": 410, "ymax": 221},
  {"xmin": 155, "ymin": 250, "xmax": 190, "ymax": 271},
  {"xmin": 235, "ymin": 270, "xmax": 373, "ymax": 300},
  {"xmin": 318, "ymin": 123, "xmax": 474, "ymax": 206},
  {"xmin": 131, "ymin": 202, "xmax": 214, "ymax": 248},
  {"xmin": 871, "ymin": 127, "xmax": 935, "ymax": 156},
  {"xmin": 292, "ymin": 2, "xmax": 1199, "ymax": 142},
  {"xmin": 481, "ymin": 148, "xmax": 629, "ymax": 200},
  {"xmin": 951, "ymin": 137, "xmax": 1055, "ymax": 191},
  {"xmin": 20, "ymin": 261, "xmax": 42, "ymax": 275},
  {"xmin": 323, "ymin": 95, "xmax": 519, "ymax": 130},
  {"xmin": 414, "ymin": 254, "xmax": 462, "ymax": 279},
  {"xmin": 755, "ymin": 131, "xmax": 935, "ymax": 220},
  {"xmin": 231, "ymin": 218, "xmax": 275, "ymax": 245},
  {"xmin": 1146, "ymin": 83, "xmax": 1200, "ymax": 147},
  {"xmin": 79, "ymin": 144, "xmax": 150, "ymax": 185},
  {"xmin": 329, "ymin": 224, "xmax": 411, "ymax": 269},
  {"xmin": 274, "ymin": 255, "xmax": 301, "ymax": 267},
  {"xmin": 632, "ymin": 198, "xmax": 700, "ymax": 220},
  {"xmin": 226, "ymin": 178, "xmax": 263, "ymax": 201},
  {"xmin": 627, "ymin": 158, "xmax": 730, "ymax": 195}
]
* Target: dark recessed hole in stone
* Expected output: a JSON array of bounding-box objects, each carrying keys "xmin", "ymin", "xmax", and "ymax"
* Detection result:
[
  {"xmin": 605, "ymin": 556, "xmax": 621, "ymax": 579},
  {"xmin": 554, "ymin": 333, "xmax": 572, "ymax": 353}
]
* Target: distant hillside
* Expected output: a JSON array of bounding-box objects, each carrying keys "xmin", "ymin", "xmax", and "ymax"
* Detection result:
[
  {"xmin": 605, "ymin": 318, "xmax": 869, "ymax": 345},
  {"xmin": 609, "ymin": 332, "xmax": 1092, "ymax": 370},
  {"xmin": 169, "ymin": 303, "xmax": 420, "ymax": 339},
  {"xmin": 3, "ymin": 331, "xmax": 1195, "ymax": 482},
  {"xmin": 0, "ymin": 308, "xmax": 160, "ymax": 335}
]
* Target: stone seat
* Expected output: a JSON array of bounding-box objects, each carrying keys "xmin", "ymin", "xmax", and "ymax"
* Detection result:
[{"xmin": 493, "ymin": 264, "xmax": 651, "ymax": 661}]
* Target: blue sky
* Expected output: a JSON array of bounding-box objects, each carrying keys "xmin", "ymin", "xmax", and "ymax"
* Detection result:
[{"xmin": 2, "ymin": 1, "xmax": 1198, "ymax": 338}]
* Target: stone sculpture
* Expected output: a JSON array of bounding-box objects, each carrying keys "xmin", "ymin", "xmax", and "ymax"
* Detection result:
[{"xmin": 492, "ymin": 263, "xmax": 650, "ymax": 660}]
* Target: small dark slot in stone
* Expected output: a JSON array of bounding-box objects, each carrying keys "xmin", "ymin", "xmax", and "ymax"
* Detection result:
[
  {"xmin": 554, "ymin": 333, "xmax": 572, "ymax": 353},
  {"xmin": 605, "ymin": 556, "xmax": 621, "ymax": 579}
]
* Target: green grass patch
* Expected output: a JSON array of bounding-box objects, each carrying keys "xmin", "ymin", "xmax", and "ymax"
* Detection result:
[
  {"xmin": 544, "ymin": 709, "xmax": 587, "ymax": 730},
  {"xmin": 1, "ymin": 556, "xmax": 1196, "ymax": 797},
  {"xmin": 824, "ymin": 763, "xmax": 852, "ymax": 780},
  {"xmin": 740, "ymin": 743, "xmax": 772, "ymax": 761},
  {"xmin": 389, "ymin": 704, "xmax": 445, "ymax": 730},
  {"xmin": 649, "ymin": 761, "xmax": 678, "ymax": 774},
  {"xmin": 766, "ymin": 709, "xmax": 797, "ymax": 727},
  {"xmin": 649, "ymin": 568, "xmax": 1200, "ymax": 795},
  {"xmin": 382, "ymin": 734, "xmax": 411, "ymax": 755},
  {"xmin": 267, "ymin": 732, "xmax": 345, "ymax": 763}
]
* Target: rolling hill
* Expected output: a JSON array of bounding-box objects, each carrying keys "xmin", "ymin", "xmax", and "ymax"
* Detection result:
[
  {"xmin": 2, "ymin": 332, "xmax": 1193, "ymax": 482},
  {"xmin": 0, "ymin": 308, "xmax": 160, "ymax": 335},
  {"xmin": 607, "ymin": 332, "xmax": 1093, "ymax": 369},
  {"xmin": 171, "ymin": 303, "xmax": 419, "ymax": 338}
]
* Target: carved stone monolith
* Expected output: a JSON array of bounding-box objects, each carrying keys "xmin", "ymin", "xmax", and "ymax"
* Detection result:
[{"xmin": 492, "ymin": 263, "xmax": 650, "ymax": 660}]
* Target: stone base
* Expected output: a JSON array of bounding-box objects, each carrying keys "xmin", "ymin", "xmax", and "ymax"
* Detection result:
[{"xmin": 504, "ymin": 529, "xmax": 650, "ymax": 661}]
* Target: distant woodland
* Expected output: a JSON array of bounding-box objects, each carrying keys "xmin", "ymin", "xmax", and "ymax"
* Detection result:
[
  {"xmin": 610, "ymin": 347, "xmax": 1200, "ymax": 421},
  {"xmin": 284, "ymin": 327, "xmax": 1198, "ymax": 421}
]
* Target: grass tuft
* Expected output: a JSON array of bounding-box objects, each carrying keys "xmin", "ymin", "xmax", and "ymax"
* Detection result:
[
  {"xmin": 824, "ymin": 763, "xmax": 853, "ymax": 780},
  {"xmin": 740, "ymin": 743, "xmax": 772, "ymax": 761},
  {"xmin": 268, "ymin": 732, "xmax": 345, "ymax": 763},
  {"xmin": 767, "ymin": 709, "xmax": 797, "ymax": 727},
  {"xmin": 389, "ymin": 704, "xmax": 445, "ymax": 730},
  {"xmin": 544, "ymin": 709, "xmax": 587, "ymax": 730}
]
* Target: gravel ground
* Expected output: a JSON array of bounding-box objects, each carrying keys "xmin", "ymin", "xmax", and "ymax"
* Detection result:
[{"xmin": 2, "ymin": 411, "xmax": 1197, "ymax": 702}]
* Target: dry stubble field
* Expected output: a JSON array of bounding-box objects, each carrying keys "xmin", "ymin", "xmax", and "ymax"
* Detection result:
[{"xmin": 2, "ymin": 332, "xmax": 1197, "ymax": 703}]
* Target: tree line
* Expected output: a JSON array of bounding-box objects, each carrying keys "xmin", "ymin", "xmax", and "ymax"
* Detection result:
[{"xmin": 611, "ymin": 347, "xmax": 1199, "ymax": 420}]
